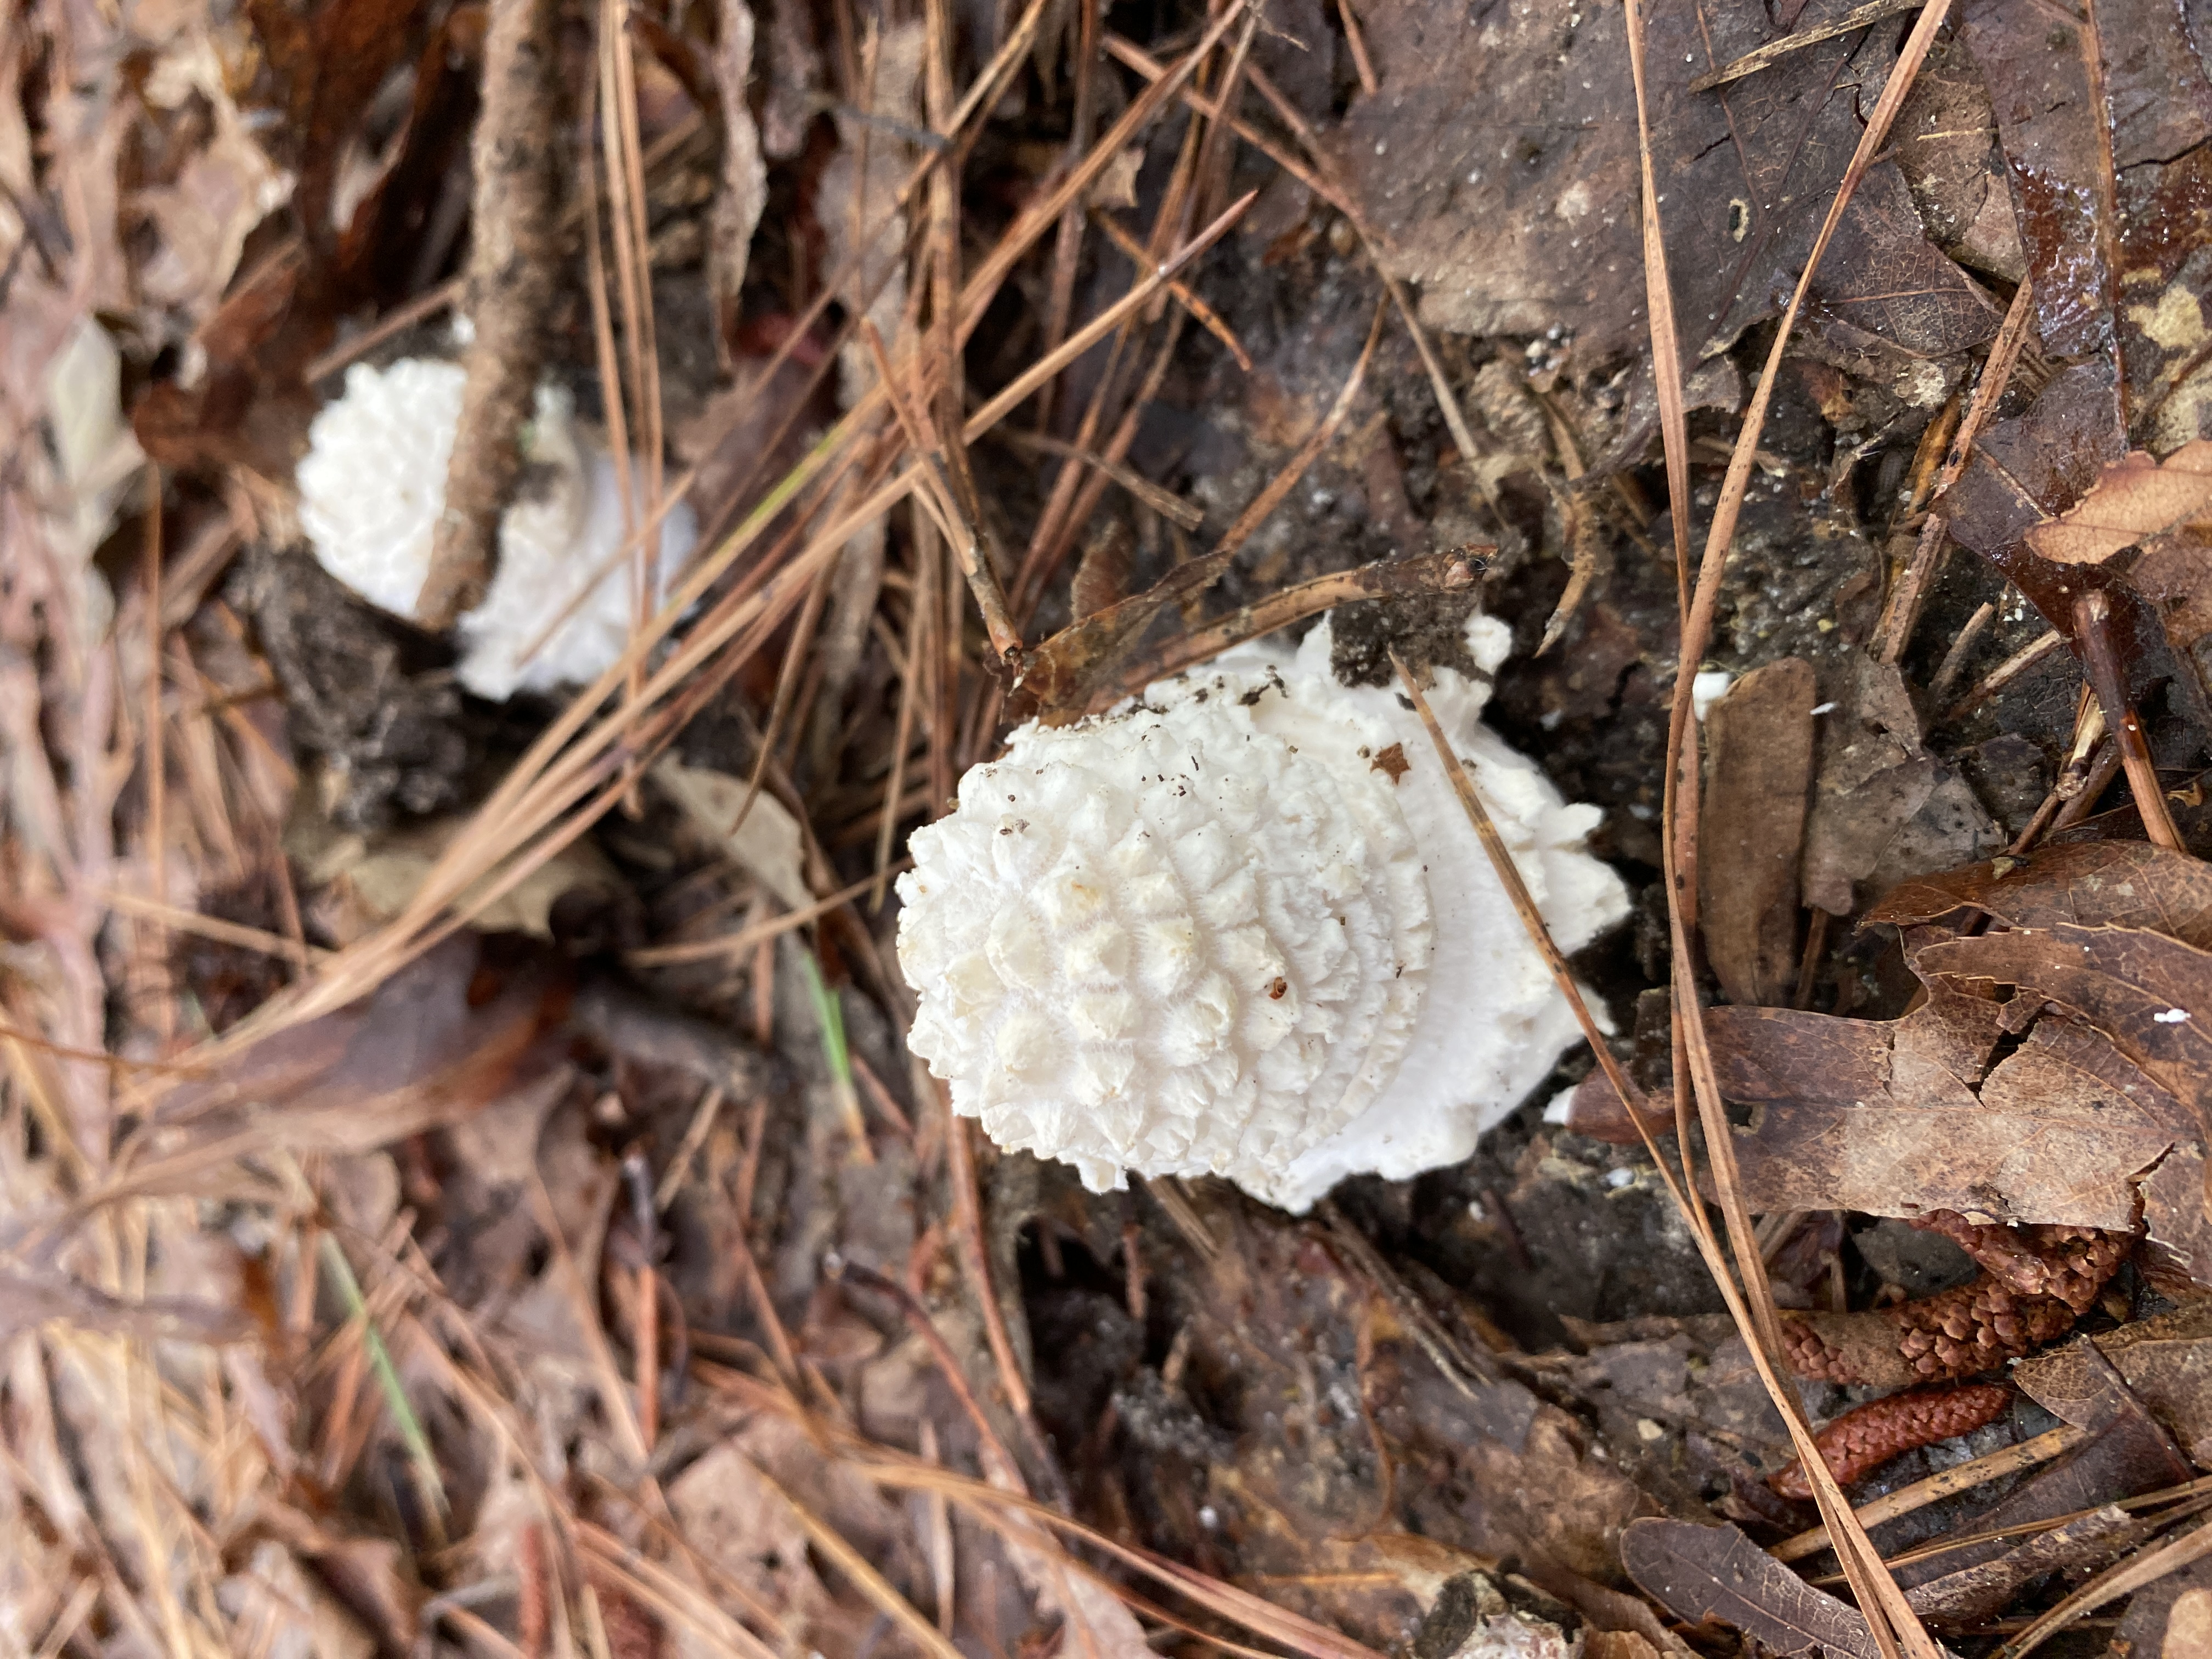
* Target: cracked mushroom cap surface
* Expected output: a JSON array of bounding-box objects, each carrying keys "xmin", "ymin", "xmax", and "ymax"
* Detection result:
[{"xmin": 896, "ymin": 614, "xmax": 1630, "ymax": 1211}]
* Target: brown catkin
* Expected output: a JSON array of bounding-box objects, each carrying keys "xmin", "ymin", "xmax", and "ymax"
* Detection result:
[
  {"xmin": 1779, "ymin": 1222, "xmax": 2131, "ymax": 1386},
  {"xmin": 1770, "ymin": 1384, "xmax": 2013, "ymax": 1500}
]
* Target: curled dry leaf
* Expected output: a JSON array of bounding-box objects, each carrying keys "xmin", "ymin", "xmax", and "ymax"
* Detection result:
[{"xmin": 2023, "ymin": 442, "xmax": 2212, "ymax": 569}]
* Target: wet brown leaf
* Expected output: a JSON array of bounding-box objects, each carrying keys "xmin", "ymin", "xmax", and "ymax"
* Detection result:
[
  {"xmin": 1619, "ymin": 1519, "xmax": 1880, "ymax": 1659},
  {"xmin": 1959, "ymin": 0, "xmax": 2117, "ymax": 359},
  {"xmin": 1890, "ymin": 33, "xmax": 2024, "ymax": 285}
]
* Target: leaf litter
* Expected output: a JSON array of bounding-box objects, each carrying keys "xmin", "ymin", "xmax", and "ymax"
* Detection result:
[{"xmin": 16, "ymin": 0, "xmax": 2212, "ymax": 1652}]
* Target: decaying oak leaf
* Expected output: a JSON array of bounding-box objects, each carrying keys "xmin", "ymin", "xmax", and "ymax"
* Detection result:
[
  {"xmin": 1619, "ymin": 1519, "xmax": 1881, "ymax": 1659},
  {"xmin": 1916, "ymin": 923, "xmax": 2212, "ymax": 1147},
  {"xmin": 1868, "ymin": 841, "xmax": 2212, "ymax": 949},
  {"xmin": 2015, "ymin": 1302, "xmax": 2212, "ymax": 1470},
  {"xmin": 1703, "ymin": 990, "xmax": 2182, "ymax": 1230}
]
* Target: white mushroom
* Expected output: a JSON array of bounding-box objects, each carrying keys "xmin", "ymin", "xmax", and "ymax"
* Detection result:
[
  {"xmin": 896, "ymin": 611, "xmax": 1631, "ymax": 1212},
  {"xmin": 295, "ymin": 357, "xmax": 696, "ymax": 701}
]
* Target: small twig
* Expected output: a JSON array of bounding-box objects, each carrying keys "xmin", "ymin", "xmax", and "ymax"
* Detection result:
[
  {"xmin": 626, "ymin": 864, "xmax": 902, "ymax": 967},
  {"xmin": 1689, "ymin": 0, "xmax": 1926, "ymax": 91},
  {"xmin": 960, "ymin": 190, "xmax": 1256, "ymax": 442},
  {"xmin": 996, "ymin": 428, "xmax": 1206, "ymax": 530},
  {"xmin": 652, "ymin": 1086, "xmax": 726, "ymax": 1210},
  {"xmin": 1331, "ymin": 0, "xmax": 1379, "ymax": 93},
  {"xmin": 142, "ymin": 466, "xmax": 171, "ymax": 1049},
  {"xmin": 1994, "ymin": 1516, "xmax": 2212, "ymax": 1659},
  {"xmin": 1944, "ymin": 627, "xmax": 2067, "ymax": 723},
  {"xmin": 1109, "ymin": 548, "xmax": 1479, "ymax": 701},
  {"xmin": 1087, "ymin": 207, "xmax": 1252, "ymax": 371},
  {"xmin": 2050, "ymin": 737, "xmax": 2124, "ymax": 833},
  {"xmin": 99, "ymin": 889, "xmax": 327, "ymax": 966},
  {"xmin": 1389, "ymin": 650, "xmax": 1645, "ymax": 1120},
  {"xmin": 1772, "ymin": 1424, "xmax": 2089, "ymax": 1564},
  {"xmin": 421, "ymin": 0, "xmax": 564, "ymax": 628},
  {"xmin": 2074, "ymin": 589, "xmax": 2185, "ymax": 851},
  {"xmin": 828, "ymin": 1260, "xmax": 1025, "ymax": 1485},
  {"xmin": 1871, "ymin": 277, "xmax": 2036, "ymax": 663},
  {"xmin": 2008, "ymin": 681, "xmax": 2106, "ymax": 858},
  {"xmin": 1927, "ymin": 600, "xmax": 1996, "ymax": 703}
]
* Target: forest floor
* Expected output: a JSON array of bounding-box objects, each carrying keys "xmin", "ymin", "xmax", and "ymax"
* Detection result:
[{"xmin": 6, "ymin": 0, "xmax": 2212, "ymax": 1656}]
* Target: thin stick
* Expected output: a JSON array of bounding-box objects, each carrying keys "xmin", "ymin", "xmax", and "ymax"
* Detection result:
[
  {"xmin": 99, "ymin": 889, "xmax": 326, "ymax": 966},
  {"xmin": 1944, "ymin": 628, "xmax": 2067, "ymax": 723},
  {"xmin": 1113, "ymin": 550, "xmax": 1477, "ymax": 699},
  {"xmin": 1994, "ymin": 1516, "xmax": 2212, "ymax": 1659},
  {"xmin": 2075, "ymin": 589, "xmax": 2185, "ymax": 850},
  {"xmin": 961, "ymin": 190, "xmax": 1255, "ymax": 442},
  {"xmin": 1088, "ymin": 207, "xmax": 1251, "ymax": 370},
  {"xmin": 1871, "ymin": 276, "xmax": 2036, "ymax": 663},
  {"xmin": 1773, "ymin": 1425, "xmax": 2086, "ymax": 1564},
  {"xmin": 1689, "ymin": 0, "xmax": 1925, "ymax": 91},
  {"xmin": 1333, "ymin": 0, "xmax": 1379, "ymax": 93},
  {"xmin": 626, "ymin": 865, "xmax": 905, "ymax": 967},
  {"xmin": 1389, "ymin": 652, "xmax": 1649, "ymax": 1125},
  {"xmin": 1639, "ymin": 0, "xmax": 1959, "ymax": 1649},
  {"xmin": 1927, "ymin": 601, "xmax": 1995, "ymax": 703},
  {"xmin": 997, "ymin": 428, "xmax": 1206, "ymax": 531},
  {"xmin": 142, "ymin": 465, "xmax": 171, "ymax": 1048}
]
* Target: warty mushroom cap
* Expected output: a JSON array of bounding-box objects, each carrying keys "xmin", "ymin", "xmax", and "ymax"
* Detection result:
[
  {"xmin": 896, "ymin": 612, "xmax": 1630, "ymax": 1212},
  {"xmin": 295, "ymin": 356, "xmax": 696, "ymax": 701}
]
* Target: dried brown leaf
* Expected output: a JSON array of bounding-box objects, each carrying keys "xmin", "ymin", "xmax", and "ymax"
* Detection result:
[
  {"xmin": 2016, "ymin": 1304, "xmax": 2212, "ymax": 1469},
  {"xmin": 2025, "ymin": 442, "xmax": 2212, "ymax": 568},
  {"xmin": 1699, "ymin": 659, "xmax": 1815, "ymax": 1007},
  {"xmin": 1707, "ymin": 992, "xmax": 2177, "ymax": 1230},
  {"xmin": 1619, "ymin": 1519, "xmax": 1882, "ymax": 1659},
  {"xmin": 1869, "ymin": 842, "xmax": 2212, "ymax": 949},
  {"xmin": 1917, "ymin": 923, "xmax": 2212, "ymax": 1146}
]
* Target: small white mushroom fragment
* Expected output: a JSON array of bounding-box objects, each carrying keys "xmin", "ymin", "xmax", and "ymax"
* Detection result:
[
  {"xmin": 896, "ymin": 612, "xmax": 1631, "ymax": 1212},
  {"xmin": 295, "ymin": 357, "xmax": 696, "ymax": 701}
]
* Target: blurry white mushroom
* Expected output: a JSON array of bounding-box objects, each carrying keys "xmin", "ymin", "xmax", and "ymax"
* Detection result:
[
  {"xmin": 295, "ymin": 357, "xmax": 696, "ymax": 701},
  {"xmin": 895, "ymin": 612, "xmax": 1631, "ymax": 1212}
]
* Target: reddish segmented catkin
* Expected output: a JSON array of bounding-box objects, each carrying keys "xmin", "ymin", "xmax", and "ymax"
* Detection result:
[
  {"xmin": 1778, "ymin": 1222, "xmax": 2132, "ymax": 1387},
  {"xmin": 1770, "ymin": 1384, "xmax": 2013, "ymax": 1500}
]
